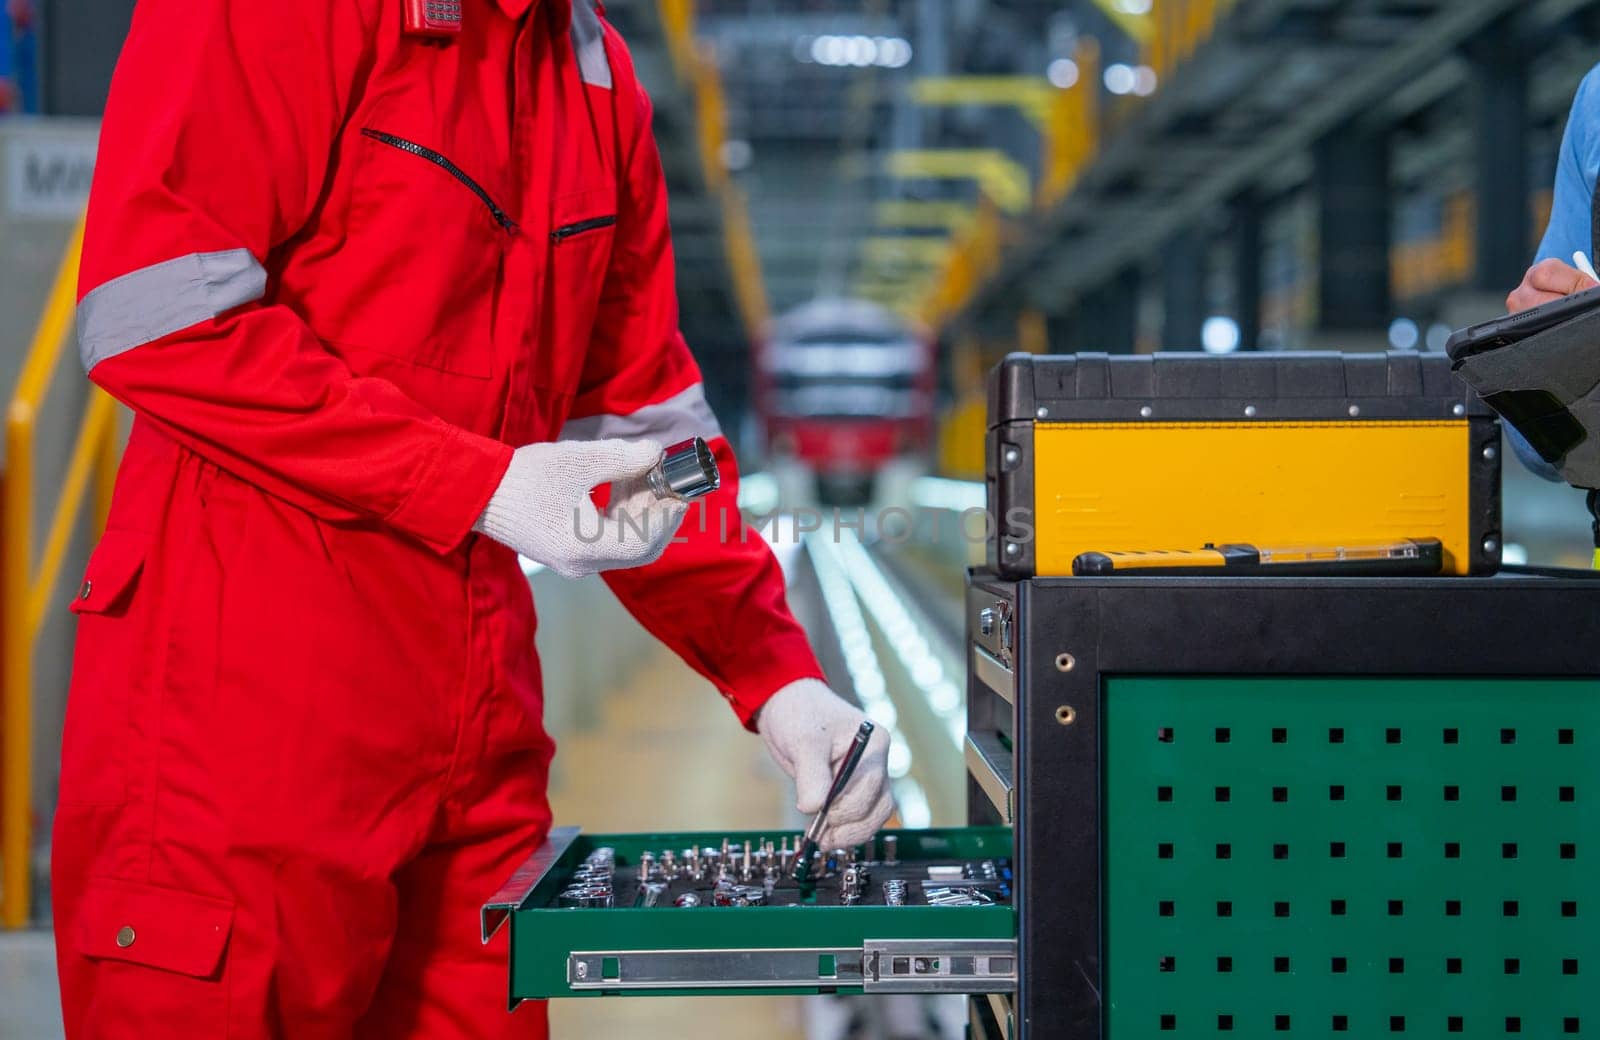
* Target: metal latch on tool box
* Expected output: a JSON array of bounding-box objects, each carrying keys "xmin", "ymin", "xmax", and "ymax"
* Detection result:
[
  {"xmin": 977, "ymin": 600, "xmax": 1013, "ymax": 663},
  {"xmin": 566, "ymin": 939, "xmax": 1016, "ymax": 994}
]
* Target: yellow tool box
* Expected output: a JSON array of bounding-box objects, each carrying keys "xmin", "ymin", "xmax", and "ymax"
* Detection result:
[{"xmin": 985, "ymin": 352, "xmax": 1502, "ymax": 579}]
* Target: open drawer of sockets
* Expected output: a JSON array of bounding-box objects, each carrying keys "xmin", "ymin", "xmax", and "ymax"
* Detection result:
[{"xmin": 481, "ymin": 826, "xmax": 1016, "ymax": 1003}]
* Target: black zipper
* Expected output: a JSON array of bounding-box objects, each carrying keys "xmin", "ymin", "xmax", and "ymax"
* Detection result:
[
  {"xmin": 551, "ymin": 215, "xmax": 617, "ymax": 243},
  {"xmin": 361, "ymin": 129, "xmax": 518, "ymax": 234}
]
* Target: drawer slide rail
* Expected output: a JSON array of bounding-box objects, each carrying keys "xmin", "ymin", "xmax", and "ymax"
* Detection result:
[{"xmin": 566, "ymin": 938, "xmax": 1016, "ymax": 994}]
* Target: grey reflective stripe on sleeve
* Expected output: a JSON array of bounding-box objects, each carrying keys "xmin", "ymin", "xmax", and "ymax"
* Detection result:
[
  {"xmin": 570, "ymin": 0, "xmax": 612, "ymax": 89},
  {"xmin": 77, "ymin": 249, "xmax": 268, "ymax": 372},
  {"xmin": 559, "ymin": 383, "xmax": 723, "ymax": 445}
]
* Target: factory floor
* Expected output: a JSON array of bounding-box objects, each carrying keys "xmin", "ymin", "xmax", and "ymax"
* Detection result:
[
  {"xmin": 0, "ymin": 644, "xmax": 804, "ymax": 1040},
  {"xmin": 0, "ymin": 929, "xmax": 61, "ymax": 1038}
]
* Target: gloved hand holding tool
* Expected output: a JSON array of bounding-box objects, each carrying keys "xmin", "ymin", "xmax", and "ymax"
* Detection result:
[
  {"xmin": 758, "ymin": 679, "xmax": 895, "ymax": 853},
  {"xmin": 475, "ymin": 438, "xmax": 688, "ymax": 579},
  {"xmin": 789, "ymin": 719, "xmax": 875, "ymax": 883}
]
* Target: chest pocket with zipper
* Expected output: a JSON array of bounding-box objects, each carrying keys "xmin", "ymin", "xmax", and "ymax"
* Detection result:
[
  {"xmin": 325, "ymin": 111, "xmax": 514, "ymax": 382},
  {"xmin": 539, "ymin": 185, "xmax": 617, "ymax": 399}
]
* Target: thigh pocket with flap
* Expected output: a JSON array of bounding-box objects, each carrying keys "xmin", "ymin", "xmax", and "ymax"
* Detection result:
[
  {"xmin": 60, "ymin": 529, "xmax": 151, "ymax": 806},
  {"xmin": 74, "ymin": 876, "xmax": 233, "ymax": 1028}
]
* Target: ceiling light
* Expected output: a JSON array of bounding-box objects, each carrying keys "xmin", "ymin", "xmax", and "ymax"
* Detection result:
[
  {"xmin": 1104, "ymin": 63, "xmax": 1137, "ymax": 95},
  {"xmin": 1388, "ymin": 318, "xmax": 1420, "ymax": 351},
  {"xmin": 1202, "ymin": 316, "xmax": 1241, "ymax": 354}
]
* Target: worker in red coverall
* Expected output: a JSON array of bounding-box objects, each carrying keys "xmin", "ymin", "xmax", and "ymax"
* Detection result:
[{"xmin": 52, "ymin": 0, "xmax": 892, "ymax": 1035}]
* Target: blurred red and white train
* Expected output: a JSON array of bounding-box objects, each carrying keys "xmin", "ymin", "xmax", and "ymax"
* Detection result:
[{"xmin": 756, "ymin": 298, "xmax": 936, "ymax": 505}]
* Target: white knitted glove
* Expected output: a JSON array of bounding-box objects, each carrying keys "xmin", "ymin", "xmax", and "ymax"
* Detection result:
[
  {"xmin": 757, "ymin": 678, "xmax": 894, "ymax": 849},
  {"xmin": 474, "ymin": 439, "xmax": 687, "ymax": 579}
]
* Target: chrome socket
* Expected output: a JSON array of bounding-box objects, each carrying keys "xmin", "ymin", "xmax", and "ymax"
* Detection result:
[{"xmin": 647, "ymin": 437, "xmax": 721, "ymax": 501}]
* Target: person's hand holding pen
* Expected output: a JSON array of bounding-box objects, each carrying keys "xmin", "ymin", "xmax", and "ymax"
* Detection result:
[{"xmin": 1507, "ymin": 253, "xmax": 1600, "ymax": 314}]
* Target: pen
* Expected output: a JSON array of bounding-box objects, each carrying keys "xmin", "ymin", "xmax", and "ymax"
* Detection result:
[{"xmin": 791, "ymin": 720, "xmax": 876, "ymax": 883}]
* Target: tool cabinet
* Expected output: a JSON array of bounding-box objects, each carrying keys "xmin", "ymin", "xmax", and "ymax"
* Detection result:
[{"xmin": 966, "ymin": 571, "xmax": 1600, "ymax": 1039}]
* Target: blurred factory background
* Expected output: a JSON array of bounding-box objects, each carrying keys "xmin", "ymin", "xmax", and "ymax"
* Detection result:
[{"xmin": 3, "ymin": 1, "xmax": 1599, "ymax": 1038}]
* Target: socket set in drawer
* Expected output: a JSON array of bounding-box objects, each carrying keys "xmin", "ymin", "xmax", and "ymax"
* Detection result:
[
  {"xmin": 482, "ymin": 826, "xmax": 1015, "ymax": 1003},
  {"xmin": 554, "ymin": 834, "xmax": 1010, "ymax": 910}
]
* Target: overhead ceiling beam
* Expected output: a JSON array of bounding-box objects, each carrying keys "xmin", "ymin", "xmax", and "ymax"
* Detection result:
[
  {"xmin": 979, "ymin": 0, "xmax": 1529, "ymax": 316},
  {"xmin": 883, "ymin": 149, "xmax": 1033, "ymax": 214}
]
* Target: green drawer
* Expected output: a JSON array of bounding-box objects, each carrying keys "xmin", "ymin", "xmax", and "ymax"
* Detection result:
[{"xmin": 482, "ymin": 826, "xmax": 1015, "ymax": 1005}]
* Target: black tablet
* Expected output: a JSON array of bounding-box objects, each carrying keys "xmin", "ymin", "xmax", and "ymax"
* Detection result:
[{"xmin": 1446, "ymin": 283, "xmax": 1600, "ymax": 362}]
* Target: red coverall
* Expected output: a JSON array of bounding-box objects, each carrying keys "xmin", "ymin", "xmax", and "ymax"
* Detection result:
[{"xmin": 52, "ymin": 0, "xmax": 822, "ymax": 1035}]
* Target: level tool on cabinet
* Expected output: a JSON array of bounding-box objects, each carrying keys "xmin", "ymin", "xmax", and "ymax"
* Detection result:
[{"xmin": 1071, "ymin": 537, "xmax": 1444, "ymax": 577}]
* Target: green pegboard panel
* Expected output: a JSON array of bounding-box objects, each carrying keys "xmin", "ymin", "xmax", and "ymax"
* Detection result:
[{"xmin": 1104, "ymin": 676, "xmax": 1600, "ymax": 1039}]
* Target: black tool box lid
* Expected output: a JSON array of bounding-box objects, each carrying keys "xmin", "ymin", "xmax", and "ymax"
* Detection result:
[{"xmin": 987, "ymin": 351, "xmax": 1490, "ymax": 426}]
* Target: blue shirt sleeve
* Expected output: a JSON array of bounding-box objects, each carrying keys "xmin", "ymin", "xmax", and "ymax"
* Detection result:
[
  {"xmin": 1512, "ymin": 65, "xmax": 1600, "ymax": 481},
  {"xmin": 1536, "ymin": 64, "xmax": 1600, "ymax": 266}
]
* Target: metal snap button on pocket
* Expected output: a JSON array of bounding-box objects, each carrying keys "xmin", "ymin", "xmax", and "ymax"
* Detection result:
[
  {"xmin": 79, "ymin": 580, "xmax": 92, "ymax": 600},
  {"xmin": 115, "ymin": 925, "xmax": 135, "ymax": 948}
]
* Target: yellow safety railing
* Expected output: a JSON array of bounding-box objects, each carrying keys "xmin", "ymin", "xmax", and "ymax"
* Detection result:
[
  {"xmin": 721, "ymin": 185, "xmax": 771, "ymax": 335},
  {"xmin": 657, "ymin": 0, "xmax": 771, "ymax": 335},
  {"xmin": 936, "ymin": 392, "xmax": 988, "ymax": 481},
  {"xmin": 918, "ymin": 0, "xmax": 1242, "ymax": 333},
  {"xmin": 3, "ymin": 217, "xmax": 120, "ymax": 928},
  {"xmin": 1393, "ymin": 192, "xmax": 1474, "ymax": 301},
  {"xmin": 1040, "ymin": 38, "xmax": 1101, "ymax": 209},
  {"xmin": 1147, "ymin": 0, "xmax": 1239, "ymax": 81},
  {"xmin": 657, "ymin": 0, "xmax": 697, "ymax": 76},
  {"xmin": 690, "ymin": 58, "xmax": 729, "ymax": 194},
  {"xmin": 918, "ymin": 197, "xmax": 1005, "ymax": 328},
  {"xmin": 1324, "ymin": 185, "xmax": 1551, "ymax": 304}
]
